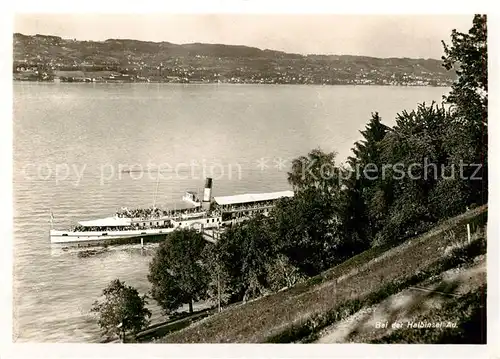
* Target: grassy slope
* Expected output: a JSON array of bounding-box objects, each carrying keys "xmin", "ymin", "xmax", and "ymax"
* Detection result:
[
  {"xmin": 313, "ymin": 254, "xmax": 486, "ymax": 343},
  {"xmin": 160, "ymin": 206, "xmax": 487, "ymax": 343},
  {"xmin": 370, "ymin": 284, "xmax": 487, "ymax": 344}
]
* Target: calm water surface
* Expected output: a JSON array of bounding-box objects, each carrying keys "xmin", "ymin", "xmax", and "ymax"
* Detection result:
[{"xmin": 13, "ymin": 83, "xmax": 449, "ymax": 342}]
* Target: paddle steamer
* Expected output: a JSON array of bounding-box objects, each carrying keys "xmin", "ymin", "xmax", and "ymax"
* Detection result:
[{"xmin": 49, "ymin": 178, "xmax": 293, "ymax": 247}]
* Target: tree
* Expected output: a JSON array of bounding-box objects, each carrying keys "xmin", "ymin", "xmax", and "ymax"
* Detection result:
[
  {"xmin": 343, "ymin": 112, "xmax": 390, "ymax": 245},
  {"xmin": 201, "ymin": 243, "xmax": 233, "ymax": 309},
  {"xmin": 91, "ymin": 279, "xmax": 151, "ymax": 342},
  {"xmin": 148, "ymin": 228, "xmax": 209, "ymax": 314},
  {"xmin": 372, "ymin": 103, "xmax": 451, "ymax": 244},
  {"xmin": 212, "ymin": 214, "xmax": 277, "ymax": 302},
  {"xmin": 348, "ymin": 113, "xmax": 389, "ymax": 170},
  {"xmin": 265, "ymin": 253, "xmax": 305, "ymax": 292},
  {"xmin": 202, "ymin": 213, "xmax": 306, "ymax": 306},
  {"xmin": 282, "ymin": 149, "xmax": 344, "ymax": 275},
  {"xmin": 441, "ymin": 14, "xmax": 488, "ymax": 206},
  {"xmin": 270, "ymin": 190, "xmax": 342, "ymax": 276},
  {"xmin": 355, "ymin": 15, "xmax": 488, "ymax": 246},
  {"xmin": 288, "ymin": 148, "xmax": 341, "ymax": 199},
  {"xmin": 442, "ymin": 14, "xmax": 487, "ymax": 128}
]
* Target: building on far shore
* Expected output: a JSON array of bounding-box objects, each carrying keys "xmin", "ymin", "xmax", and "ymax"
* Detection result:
[{"xmin": 54, "ymin": 70, "xmax": 86, "ymax": 81}]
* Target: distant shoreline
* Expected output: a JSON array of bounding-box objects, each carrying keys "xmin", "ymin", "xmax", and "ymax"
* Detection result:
[{"xmin": 12, "ymin": 79, "xmax": 449, "ymax": 87}]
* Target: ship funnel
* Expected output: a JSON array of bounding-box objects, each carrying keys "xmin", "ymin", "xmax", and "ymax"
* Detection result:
[{"xmin": 203, "ymin": 177, "xmax": 213, "ymax": 202}]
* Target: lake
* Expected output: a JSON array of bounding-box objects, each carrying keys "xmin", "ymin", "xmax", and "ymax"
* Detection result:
[{"xmin": 13, "ymin": 83, "xmax": 449, "ymax": 342}]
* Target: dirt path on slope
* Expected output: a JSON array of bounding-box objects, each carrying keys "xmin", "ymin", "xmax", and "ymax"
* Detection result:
[{"xmin": 315, "ymin": 256, "xmax": 486, "ymax": 343}]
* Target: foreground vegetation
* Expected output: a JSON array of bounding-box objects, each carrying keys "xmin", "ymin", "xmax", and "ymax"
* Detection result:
[
  {"xmin": 90, "ymin": 15, "xmax": 487, "ymax": 343},
  {"xmin": 91, "ymin": 279, "xmax": 151, "ymax": 342},
  {"xmin": 160, "ymin": 207, "xmax": 486, "ymax": 343}
]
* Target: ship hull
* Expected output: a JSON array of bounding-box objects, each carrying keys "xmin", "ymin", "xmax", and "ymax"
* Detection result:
[
  {"xmin": 50, "ymin": 216, "xmax": 222, "ymax": 246},
  {"xmin": 50, "ymin": 228, "xmax": 175, "ymax": 245}
]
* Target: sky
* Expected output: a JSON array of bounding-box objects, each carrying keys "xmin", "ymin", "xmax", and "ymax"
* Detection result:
[{"xmin": 14, "ymin": 14, "xmax": 473, "ymax": 59}]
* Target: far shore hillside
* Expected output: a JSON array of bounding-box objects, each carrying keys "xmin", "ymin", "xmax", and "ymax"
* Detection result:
[{"xmin": 13, "ymin": 33, "xmax": 455, "ymax": 86}]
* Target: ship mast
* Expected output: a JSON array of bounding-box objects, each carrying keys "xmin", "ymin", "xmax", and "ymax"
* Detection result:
[
  {"xmin": 152, "ymin": 168, "xmax": 160, "ymax": 208},
  {"xmin": 49, "ymin": 210, "xmax": 54, "ymax": 229}
]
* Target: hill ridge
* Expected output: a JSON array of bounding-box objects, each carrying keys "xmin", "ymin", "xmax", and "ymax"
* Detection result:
[{"xmin": 13, "ymin": 32, "xmax": 456, "ymax": 86}]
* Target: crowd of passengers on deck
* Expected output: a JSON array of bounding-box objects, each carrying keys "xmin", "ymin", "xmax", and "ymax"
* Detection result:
[
  {"xmin": 115, "ymin": 207, "xmax": 208, "ymax": 219},
  {"xmin": 72, "ymin": 222, "xmax": 175, "ymax": 232},
  {"xmin": 112, "ymin": 200, "xmax": 275, "ymax": 221}
]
